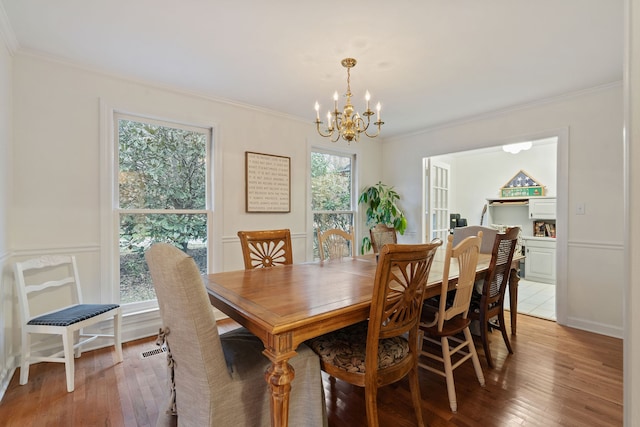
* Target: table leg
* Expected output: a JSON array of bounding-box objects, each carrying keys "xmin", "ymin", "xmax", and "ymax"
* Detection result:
[
  {"xmin": 262, "ymin": 334, "xmax": 298, "ymax": 427},
  {"xmin": 509, "ymin": 264, "xmax": 520, "ymax": 335},
  {"xmin": 264, "ymin": 359, "xmax": 295, "ymax": 427}
]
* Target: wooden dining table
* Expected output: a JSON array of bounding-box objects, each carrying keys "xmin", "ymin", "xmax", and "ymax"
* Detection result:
[{"xmin": 205, "ymin": 251, "xmax": 523, "ymax": 427}]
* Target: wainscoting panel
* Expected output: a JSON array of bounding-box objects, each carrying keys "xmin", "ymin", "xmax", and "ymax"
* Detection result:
[{"xmin": 565, "ymin": 240, "xmax": 624, "ymax": 338}]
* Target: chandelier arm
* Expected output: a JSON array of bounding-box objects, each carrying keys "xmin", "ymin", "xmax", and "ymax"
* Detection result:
[
  {"xmin": 315, "ymin": 120, "xmax": 334, "ymax": 138},
  {"xmin": 364, "ymin": 121, "xmax": 384, "ymax": 138},
  {"xmin": 331, "ymin": 129, "xmax": 341, "ymax": 143}
]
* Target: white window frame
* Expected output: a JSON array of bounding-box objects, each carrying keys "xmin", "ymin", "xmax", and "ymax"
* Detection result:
[
  {"xmin": 308, "ymin": 147, "xmax": 357, "ymax": 260},
  {"xmin": 99, "ymin": 100, "xmax": 221, "ymax": 315}
]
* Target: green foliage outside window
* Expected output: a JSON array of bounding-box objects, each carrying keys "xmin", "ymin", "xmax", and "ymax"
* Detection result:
[
  {"xmin": 118, "ymin": 119, "xmax": 208, "ymax": 303},
  {"xmin": 311, "ymin": 152, "xmax": 353, "ymax": 258}
]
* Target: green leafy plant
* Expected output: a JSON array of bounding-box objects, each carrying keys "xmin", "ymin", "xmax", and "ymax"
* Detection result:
[{"xmin": 358, "ymin": 182, "xmax": 408, "ymax": 254}]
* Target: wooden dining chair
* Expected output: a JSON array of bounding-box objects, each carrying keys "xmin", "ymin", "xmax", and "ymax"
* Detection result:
[
  {"xmin": 13, "ymin": 255, "xmax": 123, "ymax": 392},
  {"xmin": 308, "ymin": 242, "xmax": 442, "ymax": 427},
  {"xmin": 317, "ymin": 226, "xmax": 355, "ymax": 261},
  {"xmin": 369, "ymin": 223, "xmax": 397, "ymax": 253},
  {"xmin": 237, "ymin": 229, "xmax": 293, "ymax": 269},
  {"xmin": 469, "ymin": 226, "xmax": 520, "ymax": 368},
  {"xmin": 419, "ymin": 232, "xmax": 485, "ymax": 413},
  {"xmin": 145, "ymin": 243, "xmax": 327, "ymax": 427}
]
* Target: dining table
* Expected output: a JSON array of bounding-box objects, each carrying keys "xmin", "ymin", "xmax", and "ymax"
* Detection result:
[{"xmin": 205, "ymin": 250, "xmax": 523, "ymax": 427}]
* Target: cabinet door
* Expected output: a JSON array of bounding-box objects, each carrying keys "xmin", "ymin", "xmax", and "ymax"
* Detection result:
[
  {"xmin": 524, "ymin": 243, "xmax": 556, "ymax": 284},
  {"xmin": 529, "ymin": 198, "xmax": 556, "ymax": 219}
]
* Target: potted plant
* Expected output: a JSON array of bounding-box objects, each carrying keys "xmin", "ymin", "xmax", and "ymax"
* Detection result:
[{"xmin": 358, "ymin": 181, "xmax": 408, "ymax": 254}]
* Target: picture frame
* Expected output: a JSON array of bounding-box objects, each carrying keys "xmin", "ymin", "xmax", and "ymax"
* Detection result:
[{"xmin": 245, "ymin": 151, "xmax": 291, "ymax": 213}]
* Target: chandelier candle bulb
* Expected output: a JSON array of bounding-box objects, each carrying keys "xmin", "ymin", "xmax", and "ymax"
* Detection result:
[
  {"xmin": 376, "ymin": 102, "xmax": 381, "ymax": 121},
  {"xmin": 333, "ymin": 91, "xmax": 339, "ymax": 110},
  {"xmin": 366, "ymin": 90, "xmax": 371, "ymax": 110},
  {"xmin": 314, "ymin": 102, "xmax": 320, "ymax": 120}
]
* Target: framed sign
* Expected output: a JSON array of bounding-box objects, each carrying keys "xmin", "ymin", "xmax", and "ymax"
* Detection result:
[{"xmin": 245, "ymin": 151, "xmax": 291, "ymax": 213}]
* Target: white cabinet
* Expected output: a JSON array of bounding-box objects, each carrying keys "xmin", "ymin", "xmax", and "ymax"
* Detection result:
[
  {"xmin": 529, "ymin": 197, "xmax": 556, "ymax": 219},
  {"xmin": 523, "ymin": 238, "xmax": 556, "ymax": 284}
]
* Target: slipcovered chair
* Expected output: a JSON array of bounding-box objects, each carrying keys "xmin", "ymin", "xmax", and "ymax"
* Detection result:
[
  {"xmin": 237, "ymin": 229, "xmax": 293, "ymax": 269},
  {"xmin": 308, "ymin": 242, "xmax": 442, "ymax": 427},
  {"xmin": 452, "ymin": 225, "xmax": 497, "ymax": 254},
  {"xmin": 145, "ymin": 243, "xmax": 326, "ymax": 427},
  {"xmin": 317, "ymin": 226, "xmax": 355, "ymax": 261},
  {"xmin": 469, "ymin": 227, "xmax": 520, "ymax": 368},
  {"xmin": 419, "ymin": 233, "xmax": 485, "ymax": 413}
]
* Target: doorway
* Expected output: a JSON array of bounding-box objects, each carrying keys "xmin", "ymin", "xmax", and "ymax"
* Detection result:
[{"xmin": 423, "ymin": 136, "xmax": 559, "ymax": 321}]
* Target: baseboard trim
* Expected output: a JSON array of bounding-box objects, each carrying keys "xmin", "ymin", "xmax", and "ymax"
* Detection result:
[{"xmin": 566, "ymin": 316, "xmax": 623, "ymax": 339}]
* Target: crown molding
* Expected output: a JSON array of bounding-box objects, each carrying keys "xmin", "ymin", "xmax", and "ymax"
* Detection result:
[
  {"xmin": 387, "ymin": 80, "xmax": 624, "ymax": 142},
  {"xmin": 0, "ymin": 3, "xmax": 18, "ymax": 54}
]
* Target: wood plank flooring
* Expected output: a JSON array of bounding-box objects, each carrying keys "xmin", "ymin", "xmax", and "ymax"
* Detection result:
[{"xmin": 0, "ymin": 314, "xmax": 622, "ymax": 426}]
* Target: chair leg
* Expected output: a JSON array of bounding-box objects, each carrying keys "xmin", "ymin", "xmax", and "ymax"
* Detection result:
[
  {"xmin": 480, "ymin": 315, "xmax": 494, "ymax": 369},
  {"xmin": 19, "ymin": 331, "xmax": 31, "ymax": 385},
  {"xmin": 63, "ymin": 329, "xmax": 76, "ymax": 392},
  {"xmin": 408, "ymin": 365, "xmax": 425, "ymax": 427},
  {"xmin": 74, "ymin": 329, "xmax": 82, "ymax": 358},
  {"xmin": 441, "ymin": 336, "xmax": 458, "ymax": 413},
  {"xmin": 364, "ymin": 385, "xmax": 379, "ymax": 427},
  {"xmin": 498, "ymin": 310, "xmax": 514, "ymax": 354},
  {"xmin": 463, "ymin": 327, "xmax": 485, "ymax": 387},
  {"xmin": 114, "ymin": 310, "xmax": 124, "ymax": 363}
]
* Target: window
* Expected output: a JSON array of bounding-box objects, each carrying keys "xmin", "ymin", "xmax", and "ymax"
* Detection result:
[
  {"xmin": 116, "ymin": 114, "xmax": 211, "ymax": 304},
  {"xmin": 311, "ymin": 150, "xmax": 355, "ymax": 259}
]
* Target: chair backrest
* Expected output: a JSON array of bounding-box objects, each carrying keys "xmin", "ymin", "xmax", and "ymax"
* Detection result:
[
  {"xmin": 318, "ymin": 227, "xmax": 355, "ymax": 261},
  {"xmin": 478, "ymin": 227, "xmax": 520, "ymax": 304},
  {"xmin": 434, "ymin": 233, "xmax": 482, "ymax": 331},
  {"xmin": 237, "ymin": 229, "xmax": 293, "ymax": 269},
  {"xmin": 366, "ymin": 242, "xmax": 441, "ymax": 374},
  {"xmin": 369, "ymin": 224, "xmax": 397, "ymax": 253},
  {"xmin": 145, "ymin": 243, "xmax": 231, "ymax": 426},
  {"xmin": 452, "ymin": 225, "xmax": 497, "ymax": 254},
  {"xmin": 14, "ymin": 255, "xmax": 83, "ymax": 323}
]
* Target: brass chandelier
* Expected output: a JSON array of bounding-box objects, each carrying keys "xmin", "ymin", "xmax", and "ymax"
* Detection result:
[{"xmin": 314, "ymin": 58, "xmax": 384, "ymax": 143}]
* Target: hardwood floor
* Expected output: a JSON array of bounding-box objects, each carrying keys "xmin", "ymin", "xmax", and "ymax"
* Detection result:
[{"xmin": 0, "ymin": 314, "xmax": 622, "ymax": 426}]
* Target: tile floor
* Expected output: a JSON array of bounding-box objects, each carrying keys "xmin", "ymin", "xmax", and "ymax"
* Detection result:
[{"xmin": 506, "ymin": 278, "xmax": 556, "ymax": 321}]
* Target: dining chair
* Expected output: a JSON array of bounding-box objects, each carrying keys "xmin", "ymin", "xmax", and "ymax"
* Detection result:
[
  {"xmin": 452, "ymin": 225, "xmax": 497, "ymax": 254},
  {"xmin": 237, "ymin": 228, "xmax": 293, "ymax": 269},
  {"xmin": 13, "ymin": 255, "xmax": 123, "ymax": 392},
  {"xmin": 469, "ymin": 226, "xmax": 520, "ymax": 368},
  {"xmin": 418, "ymin": 232, "xmax": 485, "ymax": 413},
  {"xmin": 145, "ymin": 243, "xmax": 327, "ymax": 427},
  {"xmin": 308, "ymin": 242, "xmax": 442, "ymax": 427},
  {"xmin": 317, "ymin": 226, "xmax": 355, "ymax": 261},
  {"xmin": 369, "ymin": 223, "xmax": 397, "ymax": 253}
]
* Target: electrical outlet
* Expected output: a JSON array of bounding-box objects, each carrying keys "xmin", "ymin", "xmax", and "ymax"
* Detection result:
[{"xmin": 576, "ymin": 202, "xmax": 586, "ymax": 215}]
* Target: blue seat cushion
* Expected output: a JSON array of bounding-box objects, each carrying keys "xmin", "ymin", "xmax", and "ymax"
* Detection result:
[
  {"xmin": 307, "ymin": 321, "xmax": 409, "ymax": 373},
  {"xmin": 28, "ymin": 304, "xmax": 120, "ymax": 327}
]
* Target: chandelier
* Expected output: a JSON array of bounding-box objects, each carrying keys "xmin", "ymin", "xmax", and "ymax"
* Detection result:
[{"xmin": 314, "ymin": 58, "xmax": 384, "ymax": 143}]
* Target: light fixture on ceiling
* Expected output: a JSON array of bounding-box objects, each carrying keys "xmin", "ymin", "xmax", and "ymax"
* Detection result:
[
  {"xmin": 502, "ymin": 141, "xmax": 533, "ymax": 154},
  {"xmin": 314, "ymin": 58, "xmax": 384, "ymax": 143}
]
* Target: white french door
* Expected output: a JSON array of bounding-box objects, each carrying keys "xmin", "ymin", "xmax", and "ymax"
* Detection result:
[{"xmin": 424, "ymin": 159, "xmax": 451, "ymax": 242}]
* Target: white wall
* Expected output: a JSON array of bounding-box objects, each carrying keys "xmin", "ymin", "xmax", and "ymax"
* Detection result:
[
  {"xmin": 0, "ymin": 34, "xmax": 13, "ymax": 399},
  {"xmin": 383, "ymin": 84, "xmax": 624, "ymax": 338}
]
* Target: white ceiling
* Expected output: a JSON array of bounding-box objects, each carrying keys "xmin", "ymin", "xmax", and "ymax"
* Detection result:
[{"xmin": 0, "ymin": 1, "xmax": 624, "ymax": 138}]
